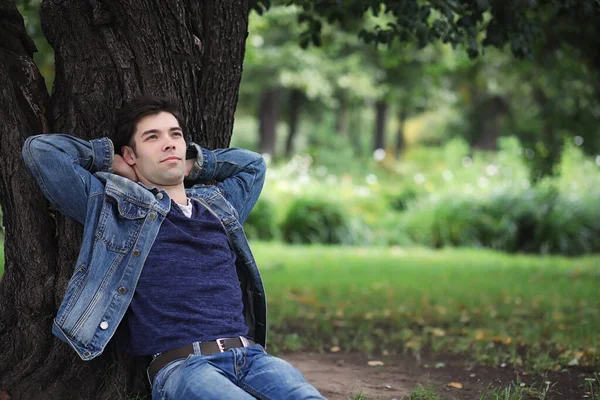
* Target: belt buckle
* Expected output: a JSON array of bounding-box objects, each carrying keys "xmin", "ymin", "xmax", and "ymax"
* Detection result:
[{"xmin": 216, "ymin": 338, "xmax": 226, "ymax": 352}]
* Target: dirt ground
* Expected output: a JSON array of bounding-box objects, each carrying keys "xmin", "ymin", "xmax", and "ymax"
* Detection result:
[{"xmin": 282, "ymin": 352, "xmax": 594, "ymax": 400}]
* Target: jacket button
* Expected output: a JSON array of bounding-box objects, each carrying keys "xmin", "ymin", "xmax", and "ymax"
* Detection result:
[
  {"xmin": 133, "ymin": 249, "xmax": 140, "ymax": 256},
  {"xmin": 118, "ymin": 287, "xmax": 127, "ymax": 295},
  {"xmin": 149, "ymin": 212, "xmax": 156, "ymax": 220},
  {"xmin": 100, "ymin": 321, "xmax": 109, "ymax": 330},
  {"xmin": 156, "ymin": 192, "xmax": 164, "ymax": 200}
]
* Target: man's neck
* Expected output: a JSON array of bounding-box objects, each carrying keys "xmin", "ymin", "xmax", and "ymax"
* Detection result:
[{"xmin": 160, "ymin": 185, "xmax": 187, "ymax": 205}]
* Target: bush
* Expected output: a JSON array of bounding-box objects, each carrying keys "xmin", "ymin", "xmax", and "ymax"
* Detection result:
[
  {"xmin": 399, "ymin": 186, "xmax": 600, "ymax": 255},
  {"xmin": 244, "ymin": 198, "xmax": 279, "ymax": 241},
  {"xmin": 385, "ymin": 185, "xmax": 421, "ymax": 212},
  {"xmin": 280, "ymin": 198, "xmax": 353, "ymax": 245}
]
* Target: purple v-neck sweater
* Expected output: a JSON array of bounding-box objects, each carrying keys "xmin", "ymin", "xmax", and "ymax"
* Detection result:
[{"xmin": 116, "ymin": 199, "xmax": 248, "ymax": 356}]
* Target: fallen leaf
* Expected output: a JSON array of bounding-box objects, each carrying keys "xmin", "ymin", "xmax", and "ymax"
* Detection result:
[
  {"xmin": 405, "ymin": 339, "xmax": 421, "ymax": 349},
  {"xmin": 460, "ymin": 311, "xmax": 471, "ymax": 323},
  {"xmin": 435, "ymin": 305, "xmax": 447, "ymax": 315},
  {"xmin": 475, "ymin": 329, "xmax": 486, "ymax": 340},
  {"xmin": 368, "ymin": 361, "xmax": 384, "ymax": 366},
  {"xmin": 447, "ymin": 382, "xmax": 463, "ymax": 389},
  {"xmin": 552, "ymin": 312, "xmax": 563, "ymax": 321},
  {"xmin": 568, "ymin": 357, "xmax": 579, "ymax": 366},
  {"xmin": 428, "ymin": 327, "xmax": 446, "ymax": 337},
  {"xmin": 330, "ymin": 346, "xmax": 341, "ymax": 353}
]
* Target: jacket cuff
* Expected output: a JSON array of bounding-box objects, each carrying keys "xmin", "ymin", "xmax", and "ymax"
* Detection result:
[
  {"xmin": 186, "ymin": 142, "xmax": 213, "ymax": 181},
  {"xmin": 91, "ymin": 138, "xmax": 114, "ymax": 173}
]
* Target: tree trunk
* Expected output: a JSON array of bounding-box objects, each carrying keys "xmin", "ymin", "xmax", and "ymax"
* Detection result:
[
  {"xmin": 374, "ymin": 100, "xmax": 388, "ymax": 151},
  {"xmin": 472, "ymin": 96, "xmax": 509, "ymax": 150},
  {"xmin": 284, "ymin": 89, "xmax": 302, "ymax": 157},
  {"xmin": 258, "ymin": 87, "xmax": 281, "ymax": 156},
  {"xmin": 395, "ymin": 106, "xmax": 407, "ymax": 159},
  {"xmin": 0, "ymin": 1, "xmax": 249, "ymax": 399},
  {"xmin": 348, "ymin": 104, "xmax": 362, "ymax": 156},
  {"xmin": 334, "ymin": 90, "xmax": 348, "ymax": 137},
  {"xmin": 531, "ymin": 86, "xmax": 560, "ymax": 181}
]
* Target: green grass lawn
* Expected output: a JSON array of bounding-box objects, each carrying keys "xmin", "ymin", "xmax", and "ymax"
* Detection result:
[{"xmin": 253, "ymin": 242, "xmax": 600, "ymax": 372}]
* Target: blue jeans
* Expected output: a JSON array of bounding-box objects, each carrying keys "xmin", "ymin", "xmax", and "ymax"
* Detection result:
[{"xmin": 150, "ymin": 344, "xmax": 326, "ymax": 399}]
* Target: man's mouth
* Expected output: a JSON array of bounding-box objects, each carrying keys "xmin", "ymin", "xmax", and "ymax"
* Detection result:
[{"xmin": 160, "ymin": 156, "xmax": 181, "ymax": 163}]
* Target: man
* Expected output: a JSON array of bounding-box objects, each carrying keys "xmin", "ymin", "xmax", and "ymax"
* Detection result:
[{"xmin": 22, "ymin": 96, "xmax": 325, "ymax": 399}]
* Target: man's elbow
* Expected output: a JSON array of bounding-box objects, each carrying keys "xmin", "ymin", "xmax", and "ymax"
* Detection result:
[
  {"xmin": 253, "ymin": 153, "xmax": 267, "ymax": 182},
  {"xmin": 22, "ymin": 134, "xmax": 46, "ymax": 169}
]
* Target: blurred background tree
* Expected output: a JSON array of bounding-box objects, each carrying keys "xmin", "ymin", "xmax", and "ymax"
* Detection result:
[{"xmin": 235, "ymin": 0, "xmax": 600, "ymax": 180}]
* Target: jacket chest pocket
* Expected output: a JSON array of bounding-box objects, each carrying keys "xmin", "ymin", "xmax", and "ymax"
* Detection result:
[{"xmin": 95, "ymin": 193, "xmax": 148, "ymax": 253}]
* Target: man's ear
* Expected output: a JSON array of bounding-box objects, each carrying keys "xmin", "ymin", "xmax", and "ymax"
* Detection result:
[{"xmin": 121, "ymin": 146, "xmax": 137, "ymax": 166}]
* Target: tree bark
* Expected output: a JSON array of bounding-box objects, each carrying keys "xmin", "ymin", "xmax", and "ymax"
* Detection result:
[
  {"xmin": 0, "ymin": 0, "xmax": 249, "ymax": 399},
  {"xmin": 374, "ymin": 100, "xmax": 388, "ymax": 151},
  {"xmin": 334, "ymin": 90, "xmax": 348, "ymax": 137},
  {"xmin": 395, "ymin": 106, "xmax": 407, "ymax": 159},
  {"xmin": 471, "ymin": 95, "xmax": 509, "ymax": 150},
  {"xmin": 284, "ymin": 89, "xmax": 303, "ymax": 157},
  {"xmin": 531, "ymin": 86, "xmax": 560, "ymax": 181},
  {"xmin": 258, "ymin": 87, "xmax": 281, "ymax": 156},
  {"xmin": 348, "ymin": 104, "xmax": 362, "ymax": 156}
]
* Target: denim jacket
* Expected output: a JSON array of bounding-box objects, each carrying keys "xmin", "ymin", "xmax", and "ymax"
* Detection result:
[{"xmin": 22, "ymin": 134, "xmax": 267, "ymax": 361}]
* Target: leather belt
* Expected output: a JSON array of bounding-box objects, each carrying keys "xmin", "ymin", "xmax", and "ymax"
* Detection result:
[{"xmin": 148, "ymin": 337, "xmax": 255, "ymax": 383}]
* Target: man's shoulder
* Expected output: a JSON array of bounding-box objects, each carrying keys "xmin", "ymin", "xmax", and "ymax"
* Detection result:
[{"xmin": 96, "ymin": 172, "xmax": 159, "ymax": 206}]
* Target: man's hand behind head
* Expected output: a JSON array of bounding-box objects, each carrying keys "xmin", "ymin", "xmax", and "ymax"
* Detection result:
[{"xmin": 113, "ymin": 154, "xmax": 138, "ymax": 182}]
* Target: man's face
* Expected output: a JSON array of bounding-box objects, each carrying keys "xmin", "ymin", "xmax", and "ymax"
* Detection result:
[{"xmin": 122, "ymin": 112, "xmax": 186, "ymax": 188}]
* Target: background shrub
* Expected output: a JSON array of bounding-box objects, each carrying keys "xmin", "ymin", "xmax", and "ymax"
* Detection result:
[
  {"xmin": 280, "ymin": 198, "xmax": 353, "ymax": 245},
  {"xmin": 385, "ymin": 185, "xmax": 421, "ymax": 212},
  {"xmin": 398, "ymin": 186, "xmax": 600, "ymax": 255},
  {"xmin": 244, "ymin": 198, "xmax": 280, "ymax": 240}
]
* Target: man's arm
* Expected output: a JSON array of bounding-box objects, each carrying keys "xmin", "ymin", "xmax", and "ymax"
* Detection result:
[
  {"xmin": 22, "ymin": 134, "xmax": 113, "ymax": 224},
  {"xmin": 185, "ymin": 143, "xmax": 266, "ymax": 224}
]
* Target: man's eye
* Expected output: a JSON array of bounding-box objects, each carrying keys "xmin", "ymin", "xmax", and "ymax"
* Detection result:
[
  {"xmin": 173, "ymin": 132, "xmax": 183, "ymax": 137},
  {"xmin": 146, "ymin": 135, "xmax": 158, "ymax": 140}
]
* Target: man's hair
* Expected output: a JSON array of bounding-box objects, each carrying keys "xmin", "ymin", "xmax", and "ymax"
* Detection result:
[{"xmin": 113, "ymin": 96, "xmax": 184, "ymax": 155}]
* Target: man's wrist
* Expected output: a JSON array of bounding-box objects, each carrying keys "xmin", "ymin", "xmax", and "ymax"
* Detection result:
[
  {"xmin": 91, "ymin": 138, "xmax": 114, "ymax": 173},
  {"xmin": 185, "ymin": 142, "xmax": 206, "ymax": 181}
]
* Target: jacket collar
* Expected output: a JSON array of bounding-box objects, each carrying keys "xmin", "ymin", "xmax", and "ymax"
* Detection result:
[{"xmin": 95, "ymin": 172, "xmax": 171, "ymax": 216}]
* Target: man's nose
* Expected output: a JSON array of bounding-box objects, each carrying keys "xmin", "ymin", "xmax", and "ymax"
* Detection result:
[{"xmin": 163, "ymin": 140, "xmax": 176, "ymax": 151}]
